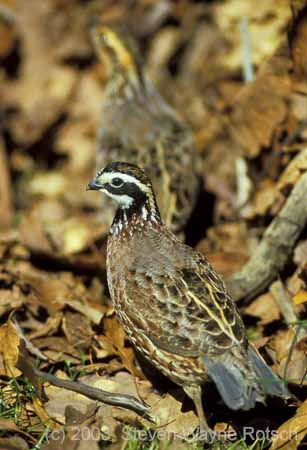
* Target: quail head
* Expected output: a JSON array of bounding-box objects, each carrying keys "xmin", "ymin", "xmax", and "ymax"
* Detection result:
[
  {"xmin": 87, "ymin": 162, "xmax": 290, "ymax": 434},
  {"xmin": 90, "ymin": 23, "xmax": 200, "ymax": 232}
]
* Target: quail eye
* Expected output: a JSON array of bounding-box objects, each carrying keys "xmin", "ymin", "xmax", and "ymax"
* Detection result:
[{"xmin": 110, "ymin": 177, "xmax": 124, "ymax": 188}]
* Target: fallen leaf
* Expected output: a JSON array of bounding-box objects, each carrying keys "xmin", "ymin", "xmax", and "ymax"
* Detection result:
[
  {"xmin": 32, "ymin": 397, "xmax": 57, "ymax": 429},
  {"xmin": 28, "ymin": 312, "xmax": 63, "ymax": 340},
  {"xmin": 62, "ymin": 311, "xmax": 93, "ymax": 351},
  {"xmin": 290, "ymin": 5, "xmax": 307, "ymax": 85},
  {"xmin": 42, "ymin": 404, "xmax": 100, "ymax": 450},
  {"xmin": 245, "ymin": 292, "xmax": 280, "ymax": 325},
  {"xmin": 0, "ymin": 318, "xmax": 21, "ymax": 377},
  {"xmin": 104, "ymin": 315, "xmax": 142, "ymax": 378},
  {"xmin": 277, "ymin": 147, "xmax": 307, "ymax": 190},
  {"xmin": 197, "ymin": 222, "xmax": 250, "ymax": 277},
  {"xmin": 270, "ymin": 398, "xmax": 307, "ymax": 450},
  {"xmin": 271, "ymin": 328, "xmax": 307, "ymax": 385},
  {"xmin": 293, "ymin": 290, "xmax": 307, "ymax": 305},
  {"xmin": 0, "ymin": 436, "xmax": 29, "ymax": 450},
  {"xmin": 149, "ymin": 394, "xmax": 199, "ymax": 437},
  {"xmin": 229, "ymin": 68, "xmax": 291, "ymax": 158}
]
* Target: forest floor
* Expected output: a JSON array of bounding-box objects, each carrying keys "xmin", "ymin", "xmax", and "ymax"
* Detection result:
[{"xmin": 0, "ymin": 1, "xmax": 307, "ymax": 449}]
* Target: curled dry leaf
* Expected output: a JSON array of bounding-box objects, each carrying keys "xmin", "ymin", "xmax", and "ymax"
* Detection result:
[
  {"xmin": 0, "ymin": 318, "xmax": 21, "ymax": 377},
  {"xmin": 270, "ymin": 398, "xmax": 307, "ymax": 450},
  {"xmin": 244, "ymin": 292, "xmax": 280, "ymax": 325}
]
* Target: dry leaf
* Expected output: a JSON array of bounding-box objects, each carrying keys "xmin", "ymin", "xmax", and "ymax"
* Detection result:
[
  {"xmin": 290, "ymin": 5, "xmax": 307, "ymax": 85},
  {"xmin": 229, "ymin": 69, "xmax": 291, "ymax": 158},
  {"xmin": 0, "ymin": 436, "xmax": 29, "ymax": 450},
  {"xmin": 245, "ymin": 292, "xmax": 280, "ymax": 325},
  {"xmin": 272, "ymin": 329, "xmax": 307, "ymax": 385},
  {"xmin": 28, "ymin": 313, "xmax": 63, "ymax": 340},
  {"xmin": 149, "ymin": 394, "xmax": 199, "ymax": 437},
  {"xmin": 198, "ymin": 222, "xmax": 249, "ymax": 277},
  {"xmin": 270, "ymin": 398, "xmax": 307, "ymax": 450},
  {"xmin": 293, "ymin": 290, "xmax": 307, "ymax": 305},
  {"xmin": 277, "ymin": 147, "xmax": 307, "ymax": 190},
  {"xmin": 0, "ymin": 418, "xmax": 33, "ymax": 442},
  {"xmin": 0, "ymin": 319, "xmax": 21, "ymax": 377},
  {"xmin": 62, "ymin": 311, "xmax": 93, "ymax": 351},
  {"xmin": 104, "ymin": 315, "xmax": 141, "ymax": 377},
  {"xmin": 214, "ymin": 0, "xmax": 291, "ymax": 69}
]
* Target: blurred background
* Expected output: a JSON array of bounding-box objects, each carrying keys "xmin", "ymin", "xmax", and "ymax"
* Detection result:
[{"xmin": 0, "ymin": 0, "xmax": 305, "ymax": 266}]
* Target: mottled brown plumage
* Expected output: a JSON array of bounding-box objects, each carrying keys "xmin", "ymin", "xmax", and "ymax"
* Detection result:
[
  {"xmin": 87, "ymin": 162, "xmax": 290, "ymax": 433},
  {"xmin": 90, "ymin": 23, "xmax": 200, "ymax": 232}
]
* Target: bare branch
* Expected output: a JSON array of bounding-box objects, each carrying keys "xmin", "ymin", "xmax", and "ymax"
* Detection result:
[{"xmin": 227, "ymin": 171, "xmax": 307, "ymax": 302}]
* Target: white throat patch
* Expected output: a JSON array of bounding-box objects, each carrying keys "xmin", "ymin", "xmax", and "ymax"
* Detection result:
[{"xmin": 102, "ymin": 189, "xmax": 134, "ymax": 208}]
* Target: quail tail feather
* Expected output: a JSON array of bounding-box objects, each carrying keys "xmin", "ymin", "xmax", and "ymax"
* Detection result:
[
  {"xmin": 247, "ymin": 346, "xmax": 290, "ymax": 399},
  {"xmin": 203, "ymin": 346, "xmax": 290, "ymax": 411},
  {"xmin": 202, "ymin": 354, "xmax": 265, "ymax": 410}
]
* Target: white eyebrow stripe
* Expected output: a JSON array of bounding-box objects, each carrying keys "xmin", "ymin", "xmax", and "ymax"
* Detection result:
[{"xmin": 97, "ymin": 171, "xmax": 150, "ymax": 192}]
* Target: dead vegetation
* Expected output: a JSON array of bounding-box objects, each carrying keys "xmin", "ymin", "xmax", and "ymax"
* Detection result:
[{"xmin": 0, "ymin": 0, "xmax": 307, "ymax": 449}]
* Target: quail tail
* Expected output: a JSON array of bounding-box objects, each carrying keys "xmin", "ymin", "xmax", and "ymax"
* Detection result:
[
  {"xmin": 247, "ymin": 345, "xmax": 290, "ymax": 399},
  {"xmin": 202, "ymin": 354, "xmax": 264, "ymax": 410},
  {"xmin": 203, "ymin": 346, "xmax": 290, "ymax": 411}
]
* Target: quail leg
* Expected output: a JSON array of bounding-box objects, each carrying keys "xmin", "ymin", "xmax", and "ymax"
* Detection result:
[{"xmin": 183, "ymin": 385, "xmax": 213, "ymax": 436}]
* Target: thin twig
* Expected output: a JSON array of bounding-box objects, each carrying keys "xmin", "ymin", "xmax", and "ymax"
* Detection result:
[
  {"xmin": 13, "ymin": 319, "xmax": 48, "ymax": 362},
  {"xmin": 17, "ymin": 340, "xmax": 151, "ymax": 420},
  {"xmin": 240, "ymin": 17, "xmax": 254, "ymax": 83},
  {"xmin": 270, "ymin": 280, "xmax": 297, "ymax": 326},
  {"xmin": 34, "ymin": 368, "xmax": 152, "ymax": 419}
]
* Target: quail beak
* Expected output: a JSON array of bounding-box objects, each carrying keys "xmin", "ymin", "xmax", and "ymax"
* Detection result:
[{"xmin": 86, "ymin": 177, "xmax": 103, "ymax": 191}]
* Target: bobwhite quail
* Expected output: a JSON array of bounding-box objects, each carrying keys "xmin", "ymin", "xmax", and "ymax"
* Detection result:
[
  {"xmin": 90, "ymin": 22, "xmax": 200, "ymax": 232},
  {"xmin": 87, "ymin": 162, "xmax": 290, "ymax": 433}
]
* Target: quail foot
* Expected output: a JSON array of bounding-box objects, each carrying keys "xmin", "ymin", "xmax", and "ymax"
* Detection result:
[
  {"xmin": 90, "ymin": 23, "xmax": 200, "ymax": 232},
  {"xmin": 87, "ymin": 162, "xmax": 290, "ymax": 435}
]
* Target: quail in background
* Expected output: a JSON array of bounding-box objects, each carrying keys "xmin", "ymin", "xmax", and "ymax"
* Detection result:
[
  {"xmin": 90, "ymin": 23, "xmax": 200, "ymax": 232},
  {"xmin": 87, "ymin": 162, "xmax": 290, "ymax": 433}
]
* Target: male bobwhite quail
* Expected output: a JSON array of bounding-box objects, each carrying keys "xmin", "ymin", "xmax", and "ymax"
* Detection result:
[
  {"xmin": 87, "ymin": 162, "xmax": 290, "ymax": 433},
  {"xmin": 90, "ymin": 23, "xmax": 200, "ymax": 232}
]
